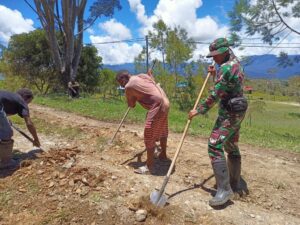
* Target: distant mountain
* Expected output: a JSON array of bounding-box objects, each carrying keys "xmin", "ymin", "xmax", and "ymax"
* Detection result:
[
  {"xmin": 104, "ymin": 63, "xmax": 136, "ymax": 74},
  {"xmin": 242, "ymin": 55, "xmax": 300, "ymax": 79},
  {"xmin": 104, "ymin": 55, "xmax": 300, "ymax": 79}
]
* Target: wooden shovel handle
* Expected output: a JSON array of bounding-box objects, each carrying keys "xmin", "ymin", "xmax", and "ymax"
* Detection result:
[
  {"xmin": 110, "ymin": 107, "xmax": 131, "ymax": 144},
  {"xmin": 166, "ymin": 61, "xmax": 215, "ymax": 181},
  {"xmin": 153, "ymin": 62, "xmax": 215, "ymax": 205},
  {"xmin": 11, "ymin": 123, "xmax": 35, "ymax": 144}
]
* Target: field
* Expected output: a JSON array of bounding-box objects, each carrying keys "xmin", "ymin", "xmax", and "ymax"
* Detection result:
[
  {"xmin": 34, "ymin": 95, "xmax": 300, "ymax": 152},
  {"xmin": 0, "ymin": 96, "xmax": 299, "ymax": 225}
]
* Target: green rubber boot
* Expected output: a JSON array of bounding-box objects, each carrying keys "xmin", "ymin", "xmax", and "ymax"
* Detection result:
[
  {"xmin": 227, "ymin": 155, "xmax": 241, "ymax": 192},
  {"xmin": 209, "ymin": 160, "xmax": 234, "ymax": 207}
]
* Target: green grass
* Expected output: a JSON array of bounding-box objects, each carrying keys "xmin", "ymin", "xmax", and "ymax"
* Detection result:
[
  {"xmin": 247, "ymin": 91, "xmax": 298, "ymax": 102},
  {"xmin": 10, "ymin": 114, "xmax": 83, "ymax": 141},
  {"xmin": 0, "ymin": 191, "xmax": 11, "ymax": 208},
  {"xmin": 241, "ymin": 101, "xmax": 300, "ymax": 152},
  {"xmin": 33, "ymin": 95, "xmax": 300, "ymax": 153}
]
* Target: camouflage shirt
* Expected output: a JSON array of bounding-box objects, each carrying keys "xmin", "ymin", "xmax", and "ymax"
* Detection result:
[{"xmin": 197, "ymin": 56, "xmax": 245, "ymax": 114}]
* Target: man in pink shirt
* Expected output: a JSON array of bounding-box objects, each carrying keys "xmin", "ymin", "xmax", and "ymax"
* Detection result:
[{"xmin": 116, "ymin": 70, "xmax": 170, "ymax": 174}]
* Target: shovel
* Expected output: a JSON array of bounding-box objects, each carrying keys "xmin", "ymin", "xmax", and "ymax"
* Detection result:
[
  {"xmin": 150, "ymin": 62, "xmax": 215, "ymax": 207},
  {"xmin": 11, "ymin": 123, "xmax": 44, "ymax": 151},
  {"xmin": 108, "ymin": 59, "xmax": 158, "ymax": 145},
  {"xmin": 11, "ymin": 123, "xmax": 35, "ymax": 144},
  {"xmin": 109, "ymin": 107, "xmax": 131, "ymax": 145}
]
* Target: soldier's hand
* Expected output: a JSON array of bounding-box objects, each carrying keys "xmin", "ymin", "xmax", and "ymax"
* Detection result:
[
  {"xmin": 208, "ymin": 65, "xmax": 216, "ymax": 76},
  {"xmin": 188, "ymin": 109, "xmax": 198, "ymax": 120}
]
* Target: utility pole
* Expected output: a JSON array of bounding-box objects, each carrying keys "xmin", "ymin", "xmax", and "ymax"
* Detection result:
[{"xmin": 146, "ymin": 35, "xmax": 149, "ymax": 71}]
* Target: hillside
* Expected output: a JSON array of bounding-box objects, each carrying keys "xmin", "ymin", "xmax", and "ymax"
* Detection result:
[
  {"xmin": 243, "ymin": 55, "xmax": 300, "ymax": 79},
  {"xmin": 104, "ymin": 55, "xmax": 300, "ymax": 79}
]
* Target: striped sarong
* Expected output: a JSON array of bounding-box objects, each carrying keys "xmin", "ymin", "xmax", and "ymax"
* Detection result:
[{"xmin": 144, "ymin": 110, "xmax": 168, "ymax": 149}]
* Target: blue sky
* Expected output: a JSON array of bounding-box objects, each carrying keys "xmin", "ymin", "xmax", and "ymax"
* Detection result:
[{"xmin": 0, "ymin": 0, "xmax": 299, "ymax": 65}]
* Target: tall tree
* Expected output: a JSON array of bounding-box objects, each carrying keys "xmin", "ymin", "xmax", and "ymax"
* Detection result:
[
  {"xmin": 228, "ymin": 0, "xmax": 300, "ymax": 66},
  {"xmin": 4, "ymin": 29, "xmax": 57, "ymax": 94},
  {"xmin": 25, "ymin": 0, "xmax": 121, "ymax": 85},
  {"xmin": 165, "ymin": 26, "xmax": 195, "ymax": 94},
  {"xmin": 148, "ymin": 19, "xmax": 168, "ymax": 69},
  {"xmin": 77, "ymin": 45, "xmax": 102, "ymax": 93},
  {"xmin": 134, "ymin": 47, "xmax": 147, "ymax": 73},
  {"xmin": 99, "ymin": 68, "xmax": 117, "ymax": 99},
  {"xmin": 0, "ymin": 43, "xmax": 6, "ymax": 58}
]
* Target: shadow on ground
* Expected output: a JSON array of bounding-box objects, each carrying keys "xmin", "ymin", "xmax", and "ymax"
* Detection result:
[{"xmin": 0, "ymin": 148, "xmax": 43, "ymax": 178}]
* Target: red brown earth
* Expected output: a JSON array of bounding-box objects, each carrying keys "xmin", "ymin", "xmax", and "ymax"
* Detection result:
[{"xmin": 0, "ymin": 104, "xmax": 299, "ymax": 225}]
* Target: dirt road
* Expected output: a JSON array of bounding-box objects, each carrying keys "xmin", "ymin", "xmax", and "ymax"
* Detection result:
[{"xmin": 0, "ymin": 104, "xmax": 299, "ymax": 225}]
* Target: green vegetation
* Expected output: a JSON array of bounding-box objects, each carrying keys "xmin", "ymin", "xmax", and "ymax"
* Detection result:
[
  {"xmin": 34, "ymin": 95, "xmax": 300, "ymax": 153},
  {"xmin": 1, "ymin": 30, "xmax": 104, "ymax": 94},
  {"xmin": 245, "ymin": 77, "xmax": 300, "ymax": 103},
  {"xmin": 10, "ymin": 113, "xmax": 83, "ymax": 141},
  {"xmin": 0, "ymin": 191, "xmax": 12, "ymax": 208},
  {"xmin": 4, "ymin": 29, "xmax": 57, "ymax": 94}
]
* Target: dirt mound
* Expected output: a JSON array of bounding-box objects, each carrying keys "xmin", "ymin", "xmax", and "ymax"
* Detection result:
[{"xmin": 0, "ymin": 147, "xmax": 112, "ymax": 224}]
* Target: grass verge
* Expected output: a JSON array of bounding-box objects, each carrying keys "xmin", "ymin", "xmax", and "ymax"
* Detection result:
[{"xmin": 33, "ymin": 95, "xmax": 300, "ymax": 153}]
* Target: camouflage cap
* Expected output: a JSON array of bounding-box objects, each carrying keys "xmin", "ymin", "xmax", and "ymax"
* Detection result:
[{"xmin": 206, "ymin": 38, "xmax": 230, "ymax": 58}]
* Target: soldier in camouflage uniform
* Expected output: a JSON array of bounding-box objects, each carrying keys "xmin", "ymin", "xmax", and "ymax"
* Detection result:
[{"xmin": 189, "ymin": 38, "xmax": 248, "ymax": 207}]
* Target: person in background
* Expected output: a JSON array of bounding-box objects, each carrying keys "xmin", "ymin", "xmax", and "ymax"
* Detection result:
[{"xmin": 68, "ymin": 79, "xmax": 80, "ymax": 98}]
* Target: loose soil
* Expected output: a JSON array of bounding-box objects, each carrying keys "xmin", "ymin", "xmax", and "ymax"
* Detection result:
[{"xmin": 0, "ymin": 104, "xmax": 299, "ymax": 225}]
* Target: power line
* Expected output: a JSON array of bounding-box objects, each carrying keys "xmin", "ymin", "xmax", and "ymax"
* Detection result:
[
  {"xmin": 238, "ymin": 45, "xmax": 299, "ymax": 48},
  {"xmin": 265, "ymin": 31, "xmax": 293, "ymax": 54},
  {"xmin": 89, "ymin": 38, "xmax": 144, "ymax": 45},
  {"xmin": 191, "ymin": 42, "xmax": 299, "ymax": 48},
  {"xmin": 84, "ymin": 36, "xmax": 300, "ymax": 49},
  {"xmin": 186, "ymin": 40, "xmax": 300, "ymax": 47},
  {"xmin": 238, "ymin": 42, "xmax": 300, "ymax": 45}
]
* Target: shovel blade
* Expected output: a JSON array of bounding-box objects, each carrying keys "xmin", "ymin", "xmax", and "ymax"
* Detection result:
[{"xmin": 150, "ymin": 191, "xmax": 168, "ymax": 207}]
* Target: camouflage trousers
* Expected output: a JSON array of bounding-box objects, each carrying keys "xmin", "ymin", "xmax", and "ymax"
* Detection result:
[{"xmin": 208, "ymin": 109, "xmax": 246, "ymax": 162}]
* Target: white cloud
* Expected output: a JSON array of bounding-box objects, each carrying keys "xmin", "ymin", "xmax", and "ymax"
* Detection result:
[
  {"xmin": 128, "ymin": 0, "xmax": 228, "ymax": 40},
  {"xmin": 90, "ymin": 20, "xmax": 142, "ymax": 65},
  {"xmin": 128, "ymin": 0, "xmax": 149, "ymax": 25},
  {"xmin": 86, "ymin": 28, "xmax": 95, "ymax": 35},
  {"xmin": 153, "ymin": 0, "xmax": 202, "ymax": 28},
  {"xmin": 99, "ymin": 19, "xmax": 132, "ymax": 39},
  {"xmin": 128, "ymin": 0, "xmax": 230, "ymax": 59},
  {"xmin": 0, "ymin": 5, "xmax": 34, "ymax": 44}
]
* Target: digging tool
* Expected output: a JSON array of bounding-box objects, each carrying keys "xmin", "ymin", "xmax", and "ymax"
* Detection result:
[
  {"xmin": 147, "ymin": 59, "xmax": 157, "ymax": 75},
  {"xmin": 11, "ymin": 123, "xmax": 44, "ymax": 151},
  {"xmin": 11, "ymin": 123, "xmax": 35, "ymax": 144},
  {"xmin": 109, "ymin": 107, "xmax": 131, "ymax": 144},
  {"xmin": 120, "ymin": 149, "xmax": 147, "ymax": 165},
  {"xmin": 150, "ymin": 62, "xmax": 215, "ymax": 207},
  {"xmin": 108, "ymin": 59, "xmax": 158, "ymax": 145}
]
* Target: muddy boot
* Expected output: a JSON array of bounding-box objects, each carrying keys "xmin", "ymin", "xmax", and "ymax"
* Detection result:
[
  {"xmin": 227, "ymin": 155, "xmax": 241, "ymax": 192},
  {"xmin": 0, "ymin": 139, "xmax": 17, "ymax": 169},
  {"xmin": 209, "ymin": 160, "xmax": 234, "ymax": 207}
]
